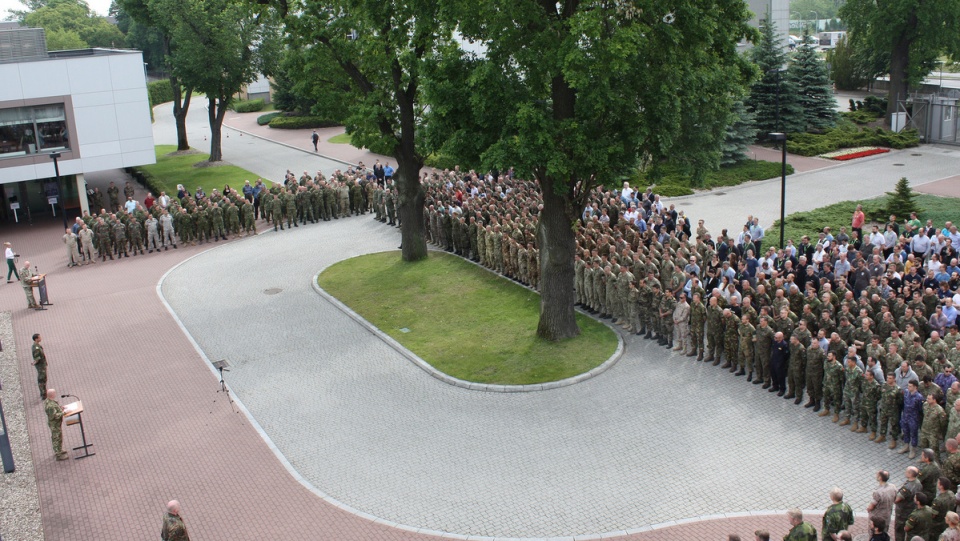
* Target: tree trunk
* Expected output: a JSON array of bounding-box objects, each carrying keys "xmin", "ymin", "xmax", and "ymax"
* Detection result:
[
  {"xmin": 536, "ymin": 178, "xmax": 580, "ymax": 340},
  {"xmin": 885, "ymin": 33, "xmax": 911, "ymax": 125},
  {"xmin": 208, "ymin": 97, "xmax": 227, "ymax": 162},
  {"xmin": 394, "ymin": 70, "xmax": 427, "ymax": 262},
  {"xmin": 173, "ymin": 83, "xmax": 192, "ymax": 151}
]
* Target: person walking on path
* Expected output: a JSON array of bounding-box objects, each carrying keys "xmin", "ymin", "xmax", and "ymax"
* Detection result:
[
  {"xmin": 32, "ymin": 333, "xmax": 47, "ymax": 400},
  {"xmin": 43, "ymin": 389, "xmax": 69, "ymax": 461},
  {"xmin": 5, "ymin": 241, "xmax": 18, "ymax": 282},
  {"xmin": 311, "ymin": 130, "xmax": 319, "ymax": 151},
  {"xmin": 161, "ymin": 500, "xmax": 190, "ymax": 541}
]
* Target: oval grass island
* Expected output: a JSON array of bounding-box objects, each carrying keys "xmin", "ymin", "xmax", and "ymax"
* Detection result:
[{"xmin": 317, "ymin": 251, "xmax": 618, "ymax": 385}]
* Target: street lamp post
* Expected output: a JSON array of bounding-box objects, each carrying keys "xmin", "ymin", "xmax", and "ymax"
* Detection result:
[
  {"xmin": 49, "ymin": 152, "xmax": 67, "ymax": 229},
  {"xmin": 769, "ymin": 132, "xmax": 788, "ymax": 248},
  {"xmin": 766, "ymin": 67, "xmax": 786, "ymax": 148}
]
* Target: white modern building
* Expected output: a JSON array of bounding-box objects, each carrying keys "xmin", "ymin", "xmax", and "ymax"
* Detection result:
[{"xmin": 0, "ymin": 28, "xmax": 154, "ymax": 221}]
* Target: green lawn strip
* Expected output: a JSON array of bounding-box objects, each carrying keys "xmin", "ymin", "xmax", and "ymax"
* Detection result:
[
  {"xmin": 327, "ymin": 133, "xmax": 353, "ymax": 145},
  {"xmin": 138, "ymin": 145, "xmax": 272, "ymax": 196},
  {"xmin": 773, "ymin": 194, "xmax": 960, "ymax": 248},
  {"xmin": 318, "ymin": 251, "xmax": 618, "ymax": 385},
  {"xmin": 633, "ymin": 160, "xmax": 795, "ymax": 196}
]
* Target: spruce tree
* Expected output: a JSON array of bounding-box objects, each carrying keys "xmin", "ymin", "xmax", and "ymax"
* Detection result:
[
  {"xmin": 746, "ymin": 17, "xmax": 805, "ymax": 139},
  {"xmin": 884, "ymin": 177, "xmax": 923, "ymax": 219},
  {"xmin": 721, "ymin": 99, "xmax": 757, "ymax": 165},
  {"xmin": 788, "ymin": 29, "xmax": 838, "ymax": 131}
]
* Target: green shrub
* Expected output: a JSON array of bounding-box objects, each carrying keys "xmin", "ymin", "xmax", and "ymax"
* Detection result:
[
  {"xmin": 425, "ymin": 152, "xmax": 460, "ymax": 170},
  {"xmin": 147, "ymin": 80, "xmax": 174, "ymax": 107},
  {"xmin": 841, "ymin": 110, "xmax": 883, "ymax": 125},
  {"xmin": 257, "ymin": 112, "xmax": 281, "ymax": 126},
  {"xmin": 268, "ymin": 115, "xmax": 340, "ymax": 129},
  {"xmin": 786, "ymin": 126, "xmax": 920, "ymax": 156},
  {"xmin": 231, "ymin": 99, "xmax": 265, "ymax": 113},
  {"xmin": 634, "ymin": 160, "xmax": 793, "ymax": 190},
  {"xmin": 651, "ymin": 184, "xmax": 694, "ymax": 197}
]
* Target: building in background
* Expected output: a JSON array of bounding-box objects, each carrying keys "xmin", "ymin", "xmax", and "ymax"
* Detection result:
[
  {"xmin": 744, "ymin": 0, "xmax": 790, "ymax": 48},
  {"xmin": 0, "ymin": 27, "xmax": 154, "ymax": 222}
]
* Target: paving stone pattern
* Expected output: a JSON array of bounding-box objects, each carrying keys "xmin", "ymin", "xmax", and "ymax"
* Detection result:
[{"xmin": 162, "ymin": 216, "xmax": 911, "ymax": 538}]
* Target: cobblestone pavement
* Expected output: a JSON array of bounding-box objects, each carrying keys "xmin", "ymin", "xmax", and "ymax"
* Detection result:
[{"xmin": 162, "ymin": 216, "xmax": 912, "ymax": 538}]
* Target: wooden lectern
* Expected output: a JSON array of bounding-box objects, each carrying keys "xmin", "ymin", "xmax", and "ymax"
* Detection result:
[{"xmin": 62, "ymin": 401, "xmax": 94, "ymax": 459}]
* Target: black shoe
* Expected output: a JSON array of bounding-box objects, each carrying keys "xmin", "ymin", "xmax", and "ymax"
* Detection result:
[
  {"xmin": 768, "ymin": 387, "xmax": 778, "ymax": 393},
  {"xmin": 149, "ymin": 250, "xmax": 153, "ymax": 253},
  {"xmin": 794, "ymin": 397, "xmax": 803, "ymax": 405},
  {"xmin": 813, "ymin": 402, "xmax": 822, "ymax": 412},
  {"xmin": 761, "ymin": 382, "xmax": 771, "ymax": 389},
  {"xmin": 777, "ymin": 390, "xmax": 785, "ymax": 397},
  {"xmin": 752, "ymin": 378, "xmax": 763, "ymax": 385},
  {"xmin": 804, "ymin": 401, "xmax": 815, "ymax": 408},
  {"xmin": 746, "ymin": 372, "xmax": 753, "ymax": 382},
  {"xmin": 735, "ymin": 369, "xmax": 745, "ymax": 376}
]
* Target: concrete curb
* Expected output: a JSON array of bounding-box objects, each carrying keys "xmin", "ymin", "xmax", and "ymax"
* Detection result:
[{"xmin": 311, "ymin": 251, "xmax": 625, "ymax": 393}]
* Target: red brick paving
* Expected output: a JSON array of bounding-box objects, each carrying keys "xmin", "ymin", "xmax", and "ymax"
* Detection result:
[
  {"xmin": 3, "ymin": 210, "xmax": 871, "ymax": 540},
  {"xmin": 914, "ymin": 175, "xmax": 960, "ymax": 198}
]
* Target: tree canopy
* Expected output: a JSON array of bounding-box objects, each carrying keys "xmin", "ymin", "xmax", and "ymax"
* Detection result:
[
  {"xmin": 840, "ymin": 0, "xmax": 960, "ymax": 121},
  {"xmin": 17, "ymin": 0, "xmax": 125, "ymax": 50},
  {"xmin": 439, "ymin": 0, "xmax": 755, "ymax": 339}
]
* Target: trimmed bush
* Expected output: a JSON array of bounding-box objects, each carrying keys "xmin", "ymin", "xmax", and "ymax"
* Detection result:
[
  {"xmin": 786, "ymin": 126, "xmax": 920, "ymax": 156},
  {"xmin": 841, "ymin": 110, "xmax": 883, "ymax": 125},
  {"xmin": 232, "ymin": 99, "xmax": 265, "ymax": 113},
  {"xmin": 635, "ymin": 160, "xmax": 794, "ymax": 190},
  {"xmin": 257, "ymin": 112, "xmax": 281, "ymax": 126},
  {"xmin": 651, "ymin": 184, "xmax": 694, "ymax": 197},
  {"xmin": 425, "ymin": 152, "xmax": 460, "ymax": 170},
  {"xmin": 147, "ymin": 80, "xmax": 174, "ymax": 107},
  {"xmin": 268, "ymin": 115, "xmax": 340, "ymax": 129}
]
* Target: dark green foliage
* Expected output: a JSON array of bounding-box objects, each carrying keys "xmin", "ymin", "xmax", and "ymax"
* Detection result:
[
  {"xmin": 747, "ymin": 18, "xmax": 805, "ymax": 138},
  {"xmin": 841, "ymin": 110, "xmax": 883, "ymax": 125},
  {"xmin": 828, "ymin": 35, "xmax": 870, "ymax": 91},
  {"xmin": 786, "ymin": 126, "xmax": 920, "ymax": 156},
  {"xmin": 147, "ymin": 80, "xmax": 174, "ymax": 107},
  {"xmin": 884, "ymin": 177, "xmax": 923, "ymax": 219},
  {"xmin": 721, "ymin": 99, "xmax": 756, "ymax": 166},
  {"xmin": 788, "ymin": 31, "xmax": 837, "ymax": 131},
  {"xmin": 267, "ymin": 115, "xmax": 340, "ymax": 129},
  {"xmin": 424, "ymin": 152, "xmax": 462, "ymax": 171},
  {"xmin": 231, "ymin": 99, "xmax": 265, "ymax": 113},
  {"xmin": 650, "ymin": 184, "xmax": 695, "ymax": 197},
  {"xmin": 636, "ymin": 160, "xmax": 793, "ymax": 190},
  {"xmin": 256, "ymin": 112, "xmax": 281, "ymax": 126}
]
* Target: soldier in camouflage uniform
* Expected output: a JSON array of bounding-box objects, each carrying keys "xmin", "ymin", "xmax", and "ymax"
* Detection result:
[
  {"xmin": 127, "ymin": 217, "xmax": 145, "ymax": 255},
  {"xmin": 755, "ymin": 316, "xmax": 775, "ymax": 387},
  {"xmin": 840, "ymin": 356, "xmax": 864, "ymax": 429},
  {"xmin": 211, "ymin": 202, "xmax": 226, "ymax": 241},
  {"xmin": 284, "ymin": 189, "xmax": 298, "ymax": 228},
  {"xmin": 920, "ymin": 393, "xmax": 948, "ymax": 463},
  {"xmin": 705, "ymin": 296, "xmax": 724, "ymax": 365},
  {"xmin": 721, "ymin": 309, "xmax": 739, "ymax": 372},
  {"xmin": 43, "ymin": 389, "xmax": 69, "ymax": 461},
  {"xmin": 804, "ymin": 338, "xmax": 826, "ymax": 410},
  {"xmin": 737, "ymin": 314, "xmax": 755, "ymax": 377},
  {"xmin": 786, "ymin": 335, "xmax": 807, "ymax": 404},
  {"xmin": 860, "ymin": 369, "xmax": 882, "ymax": 439},
  {"xmin": 878, "ymin": 373, "xmax": 904, "ymax": 448},
  {"xmin": 819, "ymin": 351, "xmax": 844, "ymax": 422},
  {"xmin": 688, "ymin": 293, "xmax": 706, "ymax": 360},
  {"xmin": 658, "ymin": 287, "xmax": 676, "ymax": 349},
  {"xmin": 113, "ymin": 218, "xmax": 129, "ymax": 257}
]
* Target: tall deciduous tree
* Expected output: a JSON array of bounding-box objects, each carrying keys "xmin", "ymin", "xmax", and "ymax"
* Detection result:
[
  {"xmin": 19, "ymin": 0, "xmax": 125, "ymax": 49},
  {"xmin": 746, "ymin": 17, "xmax": 805, "ymax": 138},
  {"xmin": 446, "ymin": 0, "xmax": 754, "ymax": 340},
  {"xmin": 789, "ymin": 30, "xmax": 837, "ymax": 131},
  {"xmin": 116, "ymin": 0, "xmax": 194, "ymax": 151},
  {"xmin": 279, "ymin": 0, "xmax": 454, "ymax": 262},
  {"xmin": 840, "ymin": 0, "xmax": 960, "ymax": 122},
  {"xmin": 158, "ymin": 0, "xmax": 279, "ymax": 162}
]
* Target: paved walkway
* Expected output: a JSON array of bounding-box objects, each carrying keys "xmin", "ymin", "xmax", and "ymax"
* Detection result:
[
  {"xmin": 162, "ymin": 215, "xmax": 905, "ymax": 538},
  {"xmin": 0, "ymin": 103, "xmax": 954, "ymax": 540}
]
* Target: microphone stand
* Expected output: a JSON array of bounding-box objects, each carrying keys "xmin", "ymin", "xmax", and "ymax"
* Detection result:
[{"xmin": 60, "ymin": 393, "xmax": 94, "ymax": 459}]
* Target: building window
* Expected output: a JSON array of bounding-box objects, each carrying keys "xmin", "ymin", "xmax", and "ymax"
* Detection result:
[
  {"xmin": 945, "ymin": 104, "xmax": 954, "ymax": 123},
  {"xmin": 0, "ymin": 103, "xmax": 68, "ymax": 158}
]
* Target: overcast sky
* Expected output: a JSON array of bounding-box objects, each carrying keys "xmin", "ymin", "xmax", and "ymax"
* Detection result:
[{"xmin": 1, "ymin": 0, "xmax": 113, "ymax": 20}]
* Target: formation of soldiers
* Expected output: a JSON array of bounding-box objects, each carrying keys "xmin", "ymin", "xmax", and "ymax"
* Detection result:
[{"xmin": 419, "ymin": 169, "xmax": 960, "ymax": 506}]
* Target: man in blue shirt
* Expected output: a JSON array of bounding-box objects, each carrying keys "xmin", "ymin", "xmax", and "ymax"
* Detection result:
[
  {"xmin": 242, "ymin": 180, "xmax": 254, "ymax": 202},
  {"xmin": 900, "ymin": 380, "xmax": 925, "ymax": 458},
  {"xmin": 384, "ymin": 163, "xmax": 394, "ymax": 181}
]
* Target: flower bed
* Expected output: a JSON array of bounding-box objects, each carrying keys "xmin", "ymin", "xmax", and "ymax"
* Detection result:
[{"xmin": 820, "ymin": 146, "xmax": 891, "ymax": 161}]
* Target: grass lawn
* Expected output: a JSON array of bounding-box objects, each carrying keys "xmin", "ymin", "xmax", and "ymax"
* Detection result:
[
  {"xmin": 328, "ymin": 133, "xmax": 353, "ymax": 145},
  {"xmin": 773, "ymin": 194, "xmax": 960, "ymax": 248},
  {"xmin": 633, "ymin": 160, "xmax": 796, "ymax": 196},
  {"xmin": 139, "ymin": 145, "xmax": 271, "ymax": 195},
  {"xmin": 318, "ymin": 251, "xmax": 618, "ymax": 385}
]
